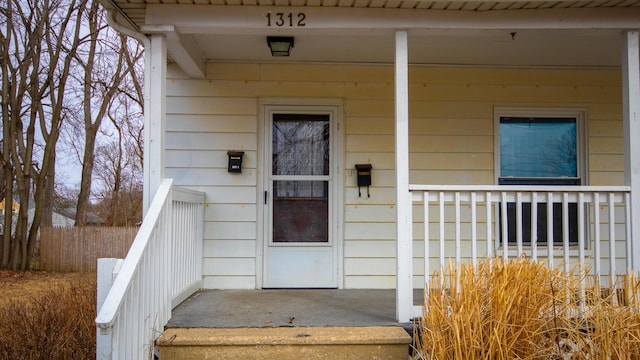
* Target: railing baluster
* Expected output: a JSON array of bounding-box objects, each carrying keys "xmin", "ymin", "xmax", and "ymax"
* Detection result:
[
  {"xmin": 455, "ymin": 192, "xmax": 461, "ymax": 267},
  {"xmin": 531, "ymin": 192, "xmax": 538, "ymax": 261},
  {"xmin": 594, "ymin": 192, "xmax": 601, "ymax": 277},
  {"xmin": 563, "ymin": 192, "xmax": 570, "ymax": 275},
  {"xmin": 501, "ymin": 192, "xmax": 508, "ymax": 261},
  {"xmin": 439, "ymin": 191, "xmax": 445, "ymax": 272},
  {"xmin": 486, "ymin": 192, "xmax": 492, "ymax": 259},
  {"xmin": 609, "ymin": 193, "xmax": 617, "ymax": 295},
  {"xmin": 424, "ymin": 191, "xmax": 430, "ymax": 293},
  {"xmin": 516, "ymin": 192, "xmax": 523, "ymax": 257},
  {"xmin": 471, "ymin": 192, "xmax": 477, "ymax": 268},
  {"xmin": 578, "ymin": 192, "xmax": 586, "ymax": 306},
  {"xmin": 547, "ymin": 192, "xmax": 554, "ymax": 268},
  {"xmin": 625, "ymin": 192, "xmax": 632, "ymax": 270}
]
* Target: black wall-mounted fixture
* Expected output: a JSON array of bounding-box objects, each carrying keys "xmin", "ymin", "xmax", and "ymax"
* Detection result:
[
  {"xmin": 355, "ymin": 164, "xmax": 372, "ymax": 198},
  {"xmin": 267, "ymin": 36, "xmax": 294, "ymax": 57},
  {"xmin": 227, "ymin": 151, "xmax": 245, "ymax": 173}
]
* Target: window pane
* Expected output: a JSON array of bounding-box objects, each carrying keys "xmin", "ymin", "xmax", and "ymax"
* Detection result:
[
  {"xmin": 273, "ymin": 180, "xmax": 328, "ymax": 243},
  {"xmin": 272, "ymin": 114, "xmax": 330, "ymax": 176},
  {"xmin": 500, "ymin": 117, "xmax": 577, "ymax": 178}
]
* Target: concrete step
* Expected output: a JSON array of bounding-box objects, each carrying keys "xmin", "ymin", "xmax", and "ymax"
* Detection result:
[{"xmin": 156, "ymin": 326, "xmax": 412, "ymax": 360}]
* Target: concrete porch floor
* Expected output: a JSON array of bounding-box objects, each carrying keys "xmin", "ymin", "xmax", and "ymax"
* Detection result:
[{"xmin": 167, "ymin": 289, "xmax": 421, "ymax": 331}]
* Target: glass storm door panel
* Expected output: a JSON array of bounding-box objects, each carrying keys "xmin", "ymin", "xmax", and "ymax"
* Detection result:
[
  {"xmin": 272, "ymin": 114, "xmax": 330, "ymax": 243},
  {"xmin": 264, "ymin": 111, "xmax": 337, "ymax": 288}
]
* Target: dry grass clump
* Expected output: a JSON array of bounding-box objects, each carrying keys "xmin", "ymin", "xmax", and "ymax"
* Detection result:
[
  {"xmin": 0, "ymin": 276, "xmax": 96, "ymax": 359},
  {"xmin": 414, "ymin": 258, "xmax": 640, "ymax": 359}
]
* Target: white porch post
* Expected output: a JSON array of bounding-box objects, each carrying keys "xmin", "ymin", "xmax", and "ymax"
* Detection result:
[
  {"xmin": 143, "ymin": 34, "xmax": 167, "ymax": 215},
  {"xmin": 623, "ymin": 31, "xmax": 640, "ymax": 271},
  {"xmin": 395, "ymin": 30, "xmax": 413, "ymax": 322}
]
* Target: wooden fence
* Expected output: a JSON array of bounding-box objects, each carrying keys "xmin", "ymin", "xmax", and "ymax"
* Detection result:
[{"xmin": 39, "ymin": 226, "xmax": 138, "ymax": 272}]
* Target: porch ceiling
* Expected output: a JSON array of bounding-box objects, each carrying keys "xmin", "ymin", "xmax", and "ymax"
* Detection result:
[
  {"xmin": 101, "ymin": 0, "xmax": 640, "ymax": 73},
  {"xmin": 104, "ymin": 0, "xmax": 640, "ymax": 29}
]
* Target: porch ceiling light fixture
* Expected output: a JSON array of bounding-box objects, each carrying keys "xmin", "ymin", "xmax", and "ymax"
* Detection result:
[{"xmin": 267, "ymin": 36, "xmax": 294, "ymax": 57}]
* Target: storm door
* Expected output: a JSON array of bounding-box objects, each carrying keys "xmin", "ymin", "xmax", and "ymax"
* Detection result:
[{"xmin": 263, "ymin": 108, "xmax": 338, "ymax": 288}]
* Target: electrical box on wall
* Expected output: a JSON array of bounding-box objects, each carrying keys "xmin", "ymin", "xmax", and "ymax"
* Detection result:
[
  {"xmin": 227, "ymin": 151, "xmax": 245, "ymax": 173},
  {"xmin": 355, "ymin": 164, "xmax": 372, "ymax": 197}
]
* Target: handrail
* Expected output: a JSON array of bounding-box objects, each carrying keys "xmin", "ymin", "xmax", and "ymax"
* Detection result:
[
  {"xmin": 96, "ymin": 179, "xmax": 174, "ymax": 329},
  {"xmin": 95, "ymin": 178, "xmax": 205, "ymax": 359},
  {"xmin": 409, "ymin": 184, "xmax": 631, "ymax": 193}
]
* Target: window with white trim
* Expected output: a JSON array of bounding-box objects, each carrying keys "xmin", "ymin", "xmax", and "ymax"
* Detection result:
[{"xmin": 495, "ymin": 109, "xmax": 586, "ymax": 246}]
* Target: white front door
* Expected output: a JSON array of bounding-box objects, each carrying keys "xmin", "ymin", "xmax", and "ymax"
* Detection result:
[{"xmin": 262, "ymin": 105, "xmax": 339, "ymax": 288}]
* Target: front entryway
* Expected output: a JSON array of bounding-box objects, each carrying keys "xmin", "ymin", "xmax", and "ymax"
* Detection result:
[{"xmin": 262, "ymin": 105, "xmax": 340, "ymax": 288}]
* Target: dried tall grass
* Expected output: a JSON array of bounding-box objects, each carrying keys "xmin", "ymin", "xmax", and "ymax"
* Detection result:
[
  {"xmin": 414, "ymin": 258, "xmax": 640, "ymax": 359},
  {"xmin": 0, "ymin": 277, "xmax": 96, "ymax": 359}
]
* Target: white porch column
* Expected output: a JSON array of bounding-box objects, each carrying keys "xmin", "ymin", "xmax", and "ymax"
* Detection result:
[
  {"xmin": 395, "ymin": 30, "xmax": 413, "ymax": 322},
  {"xmin": 143, "ymin": 34, "xmax": 167, "ymax": 215},
  {"xmin": 623, "ymin": 31, "xmax": 640, "ymax": 271}
]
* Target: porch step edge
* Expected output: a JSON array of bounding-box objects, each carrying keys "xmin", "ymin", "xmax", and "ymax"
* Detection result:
[{"xmin": 157, "ymin": 326, "xmax": 411, "ymax": 346}]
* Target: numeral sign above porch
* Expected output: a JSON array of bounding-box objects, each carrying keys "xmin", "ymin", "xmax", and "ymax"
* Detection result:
[{"xmin": 266, "ymin": 12, "xmax": 306, "ymax": 27}]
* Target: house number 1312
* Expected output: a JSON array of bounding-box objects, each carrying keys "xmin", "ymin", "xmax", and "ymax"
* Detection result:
[{"xmin": 266, "ymin": 12, "xmax": 306, "ymax": 27}]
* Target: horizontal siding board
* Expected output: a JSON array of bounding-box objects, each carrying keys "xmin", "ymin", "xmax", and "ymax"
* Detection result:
[
  {"xmin": 344, "ymin": 276, "xmax": 396, "ymax": 289},
  {"xmin": 345, "ymin": 204, "xmax": 396, "ymax": 223},
  {"xmin": 166, "ymin": 168, "xmax": 256, "ymax": 186},
  {"xmin": 189, "ymin": 186, "xmax": 256, "ymax": 203},
  {"xmin": 258, "ymin": 64, "xmax": 392, "ymax": 83},
  {"xmin": 345, "ymin": 222, "xmax": 396, "ymax": 240},
  {"xmin": 408, "ymin": 67, "xmax": 621, "ymax": 86},
  {"xmin": 409, "ymin": 84, "xmax": 620, "ymax": 104},
  {"xmin": 590, "ymin": 154, "xmax": 624, "ymax": 172},
  {"xmin": 205, "ymin": 221, "xmax": 256, "ymax": 240},
  {"xmin": 166, "ymin": 150, "xmax": 257, "ymax": 169},
  {"xmin": 345, "ymin": 135, "xmax": 393, "ymax": 152},
  {"xmin": 203, "ymin": 258, "xmax": 255, "ymax": 276},
  {"xmin": 346, "ymin": 117, "xmax": 394, "ymax": 135},
  {"xmin": 588, "ymin": 120, "xmax": 623, "ymax": 137},
  {"xmin": 346, "ymin": 100, "xmax": 394, "ymax": 117},
  {"xmin": 344, "ymin": 240, "xmax": 395, "ymax": 257},
  {"xmin": 166, "ymin": 114, "xmax": 257, "ymax": 133},
  {"xmin": 589, "ymin": 137, "xmax": 623, "ymax": 154},
  {"xmin": 168, "ymin": 79, "xmax": 349, "ymax": 98},
  {"xmin": 409, "ymin": 101, "xmax": 494, "ymax": 118},
  {"xmin": 345, "ymin": 258, "xmax": 396, "ymax": 276},
  {"xmin": 410, "ymin": 135, "xmax": 493, "ymax": 153},
  {"xmin": 202, "ymin": 276, "xmax": 256, "ymax": 289},
  {"xmin": 587, "ymin": 103, "xmax": 622, "ymax": 119},
  {"xmin": 589, "ymin": 172, "xmax": 623, "ymax": 185},
  {"xmin": 409, "ymin": 117, "xmax": 493, "ymax": 136},
  {"xmin": 203, "ymin": 239, "xmax": 256, "ymax": 257},
  {"xmin": 205, "ymin": 63, "xmax": 261, "ymax": 81},
  {"xmin": 411, "ymin": 152, "xmax": 493, "ymax": 170},
  {"xmin": 167, "ymin": 97, "xmax": 257, "ymax": 115},
  {"xmin": 346, "ymin": 152, "xmax": 395, "ymax": 170},
  {"xmin": 410, "ymin": 170, "xmax": 496, "ymax": 184},
  {"xmin": 166, "ymin": 132, "xmax": 257, "ymax": 151},
  {"xmin": 205, "ymin": 204, "xmax": 257, "ymax": 222},
  {"xmin": 344, "ymin": 187, "xmax": 396, "ymax": 205}
]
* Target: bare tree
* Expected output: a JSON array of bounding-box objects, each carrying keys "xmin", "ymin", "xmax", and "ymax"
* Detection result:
[
  {"xmin": 0, "ymin": 0, "xmax": 90, "ymax": 270},
  {"xmin": 73, "ymin": 1, "xmax": 141, "ymax": 226}
]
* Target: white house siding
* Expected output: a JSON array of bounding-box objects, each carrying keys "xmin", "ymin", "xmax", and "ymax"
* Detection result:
[{"xmin": 164, "ymin": 62, "xmax": 623, "ymax": 289}]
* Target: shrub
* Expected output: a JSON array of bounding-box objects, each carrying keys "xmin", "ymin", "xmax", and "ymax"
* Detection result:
[
  {"xmin": 0, "ymin": 276, "xmax": 96, "ymax": 359},
  {"xmin": 414, "ymin": 258, "xmax": 640, "ymax": 359}
]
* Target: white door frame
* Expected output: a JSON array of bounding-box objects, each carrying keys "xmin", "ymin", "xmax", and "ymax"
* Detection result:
[{"xmin": 257, "ymin": 99, "xmax": 344, "ymax": 289}]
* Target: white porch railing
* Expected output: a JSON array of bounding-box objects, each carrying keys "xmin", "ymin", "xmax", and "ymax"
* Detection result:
[
  {"xmin": 95, "ymin": 179, "xmax": 205, "ymax": 360},
  {"xmin": 405, "ymin": 185, "xmax": 633, "ymax": 319}
]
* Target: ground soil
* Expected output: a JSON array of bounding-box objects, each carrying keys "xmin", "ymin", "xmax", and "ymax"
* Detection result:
[{"xmin": 0, "ymin": 270, "xmax": 94, "ymax": 306}]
